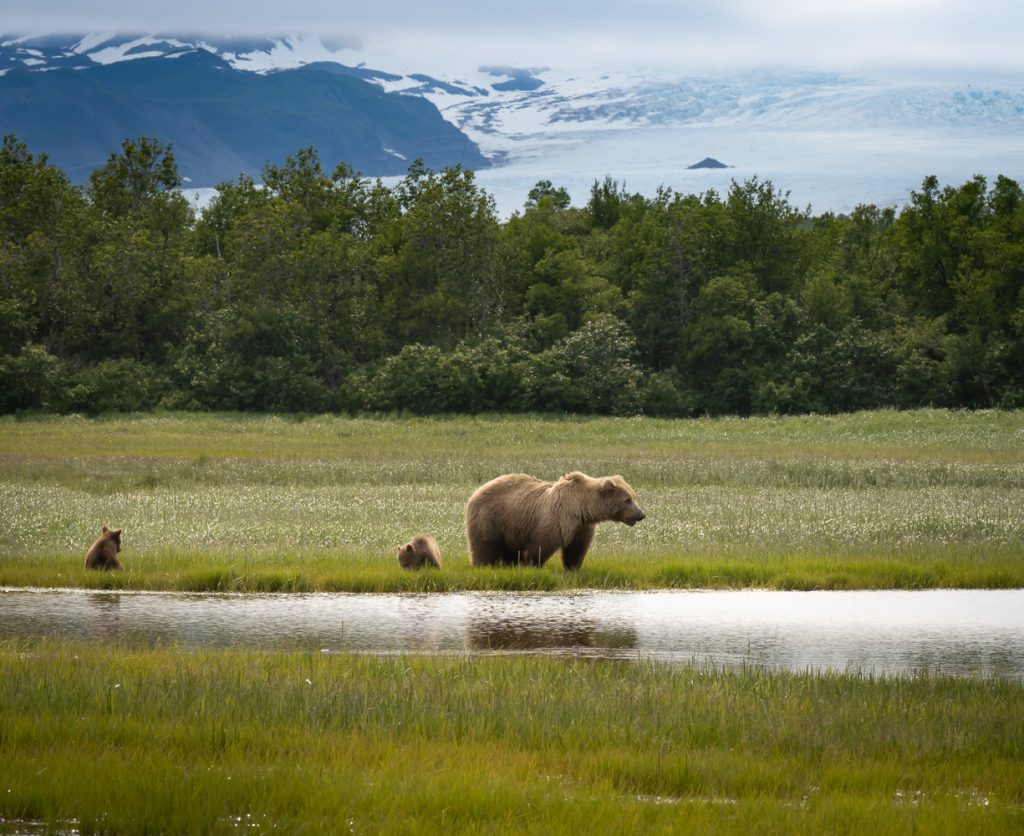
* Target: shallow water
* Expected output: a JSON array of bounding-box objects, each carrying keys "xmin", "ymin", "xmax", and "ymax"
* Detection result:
[{"xmin": 2, "ymin": 588, "xmax": 1022, "ymax": 678}]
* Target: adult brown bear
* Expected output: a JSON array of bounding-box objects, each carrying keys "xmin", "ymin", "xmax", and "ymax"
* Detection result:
[
  {"xmin": 465, "ymin": 471, "xmax": 644, "ymax": 570},
  {"xmin": 397, "ymin": 534, "xmax": 443, "ymax": 570},
  {"xmin": 84, "ymin": 526, "xmax": 123, "ymax": 570}
]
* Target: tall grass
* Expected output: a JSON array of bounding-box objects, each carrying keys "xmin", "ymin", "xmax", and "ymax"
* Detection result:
[
  {"xmin": 1, "ymin": 641, "xmax": 1021, "ymax": 833},
  {"xmin": 1, "ymin": 410, "xmax": 1022, "ymax": 590}
]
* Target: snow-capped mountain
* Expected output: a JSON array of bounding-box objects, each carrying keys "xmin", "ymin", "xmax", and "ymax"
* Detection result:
[
  {"xmin": 0, "ymin": 33, "xmax": 491, "ymax": 185},
  {"xmin": 8, "ymin": 33, "xmax": 1023, "ymax": 140},
  {"xmin": 3, "ymin": 33, "xmax": 1023, "ymax": 213}
]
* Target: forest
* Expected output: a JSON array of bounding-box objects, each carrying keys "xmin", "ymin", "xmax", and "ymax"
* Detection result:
[{"xmin": 2, "ymin": 133, "xmax": 1022, "ymax": 416}]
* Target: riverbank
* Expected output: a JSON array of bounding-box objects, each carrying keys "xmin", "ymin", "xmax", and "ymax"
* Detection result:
[
  {"xmin": 2, "ymin": 545, "xmax": 1023, "ymax": 592},
  {"xmin": 1, "ymin": 410, "xmax": 1022, "ymax": 591},
  {"xmin": 2, "ymin": 641, "xmax": 1021, "ymax": 833}
]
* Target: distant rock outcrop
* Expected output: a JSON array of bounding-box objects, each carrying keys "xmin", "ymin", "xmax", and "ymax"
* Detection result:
[{"xmin": 687, "ymin": 157, "xmax": 730, "ymax": 169}]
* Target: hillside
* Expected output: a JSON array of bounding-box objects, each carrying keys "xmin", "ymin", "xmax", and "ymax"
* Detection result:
[{"xmin": 0, "ymin": 47, "xmax": 490, "ymax": 184}]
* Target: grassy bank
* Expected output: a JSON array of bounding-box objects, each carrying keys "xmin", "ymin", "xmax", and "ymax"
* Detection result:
[
  {"xmin": 1, "ymin": 409, "xmax": 1022, "ymax": 591},
  {"xmin": 1, "ymin": 641, "xmax": 1021, "ymax": 834}
]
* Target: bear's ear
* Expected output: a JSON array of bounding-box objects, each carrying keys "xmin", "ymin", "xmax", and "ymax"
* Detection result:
[
  {"xmin": 565, "ymin": 471, "xmax": 586, "ymax": 482},
  {"xmin": 600, "ymin": 478, "xmax": 617, "ymax": 496},
  {"xmin": 102, "ymin": 526, "xmax": 109, "ymax": 533},
  {"xmin": 405, "ymin": 544, "xmax": 414, "ymax": 553},
  {"xmin": 112, "ymin": 529, "xmax": 122, "ymax": 536}
]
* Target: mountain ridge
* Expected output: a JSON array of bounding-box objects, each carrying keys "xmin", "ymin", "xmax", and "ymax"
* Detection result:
[{"xmin": 0, "ymin": 40, "xmax": 491, "ymax": 185}]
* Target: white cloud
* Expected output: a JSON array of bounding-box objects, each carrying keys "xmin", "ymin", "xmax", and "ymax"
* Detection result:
[{"xmin": 4, "ymin": 0, "xmax": 1023, "ymax": 78}]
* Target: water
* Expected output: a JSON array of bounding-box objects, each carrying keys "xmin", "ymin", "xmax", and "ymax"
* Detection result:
[
  {"xmin": 2, "ymin": 588, "xmax": 1022, "ymax": 678},
  {"xmin": 470, "ymin": 124, "xmax": 1024, "ymax": 218}
]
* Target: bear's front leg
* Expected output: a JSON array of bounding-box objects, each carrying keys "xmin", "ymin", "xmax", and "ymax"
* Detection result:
[{"xmin": 560, "ymin": 525, "xmax": 595, "ymax": 570}]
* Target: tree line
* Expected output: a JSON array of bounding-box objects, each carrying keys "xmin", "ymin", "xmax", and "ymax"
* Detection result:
[{"xmin": 2, "ymin": 134, "xmax": 1022, "ymax": 416}]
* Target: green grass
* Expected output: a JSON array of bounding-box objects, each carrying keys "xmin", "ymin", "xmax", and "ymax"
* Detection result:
[
  {"xmin": 1, "ymin": 641, "xmax": 1021, "ymax": 834},
  {"xmin": 1, "ymin": 409, "xmax": 1023, "ymax": 591},
  {"xmin": 2, "ymin": 411, "xmax": 1021, "ymax": 831}
]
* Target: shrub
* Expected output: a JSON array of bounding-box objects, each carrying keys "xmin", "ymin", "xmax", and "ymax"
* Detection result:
[{"xmin": 0, "ymin": 344, "xmax": 69, "ymax": 413}]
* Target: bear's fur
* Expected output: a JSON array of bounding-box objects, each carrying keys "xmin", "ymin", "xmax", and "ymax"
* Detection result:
[
  {"xmin": 85, "ymin": 526, "xmax": 123, "ymax": 570},
  {"xmin": 465, "ymin": 471, "xmax": 645, "ymax": 570},
  {"xmin": 397, "ymin": 534, "xmax": 442, "ymax": 570}
]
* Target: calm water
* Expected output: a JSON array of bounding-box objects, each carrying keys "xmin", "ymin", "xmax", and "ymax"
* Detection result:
[{"xmin": 2, "ymin": 588, "xmax": 1022, "ymax": 678}]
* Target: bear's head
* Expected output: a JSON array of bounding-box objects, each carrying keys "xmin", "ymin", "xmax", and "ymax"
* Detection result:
[
  {"xmin": 398, "ymin": 541, "xmax": 424, "ymax": 569},
  {"xmin": 599, "ymin": 476, "xmax": 646, "ymax": 526},
  {"xmin": 103, "ymin": 526, "xmax": 123, "ymax": 552}
]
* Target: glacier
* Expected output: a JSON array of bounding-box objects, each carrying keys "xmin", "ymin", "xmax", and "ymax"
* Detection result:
[{"xmin": 415, "ymin": 66, "xmax": 1024, "ymax": 216}]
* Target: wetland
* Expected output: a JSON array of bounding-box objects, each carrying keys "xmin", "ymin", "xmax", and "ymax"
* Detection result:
[{"xmin": 2, "ymin": 411, "xmax": 1022, "ymax": 832}]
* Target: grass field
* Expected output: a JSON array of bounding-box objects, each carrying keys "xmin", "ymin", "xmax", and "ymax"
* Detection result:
[
  {"xmin": 2, "ymin": 411, "xmax": 1022, "ymax": 833},
  {"xmin": 1, "ymin": 409, "xmax": 1023, "ymax": 590},
  {"xmin": 1, "ymin": 641, "xmax": 1022, "ymax": 834}
]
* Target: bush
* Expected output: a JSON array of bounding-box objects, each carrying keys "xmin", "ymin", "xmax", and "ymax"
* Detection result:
[
  {"xmin": 171, "ymin": 307, "xmax": 332, "ymax": 412},
  {"xmin": 639, "ymin": 370, "xmax": 690, "ymax": 417},
  {"xmin": 0, "ymin": 344, "xmax": 70, "ymax": 413},
  {"xmin": 352, "ymin": 344, "xmax": 482, "ymax": 414},
  {"xmin": 64, "ymin": 359, "xmax": 170, "ymax": 414},
  {"xmin": 545, "ymin": 316, "xmax": 645, "ymax": 415}
]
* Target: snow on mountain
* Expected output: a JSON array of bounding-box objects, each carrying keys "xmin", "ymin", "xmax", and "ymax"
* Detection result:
[{"xmin": 7, "ymin": 33, "xmax": 1023, "ymax": 140}]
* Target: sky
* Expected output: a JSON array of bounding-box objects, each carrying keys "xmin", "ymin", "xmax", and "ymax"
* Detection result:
[{"xmin": 5, "ymin": 0, "xmax": 1024, "ymax": 79}]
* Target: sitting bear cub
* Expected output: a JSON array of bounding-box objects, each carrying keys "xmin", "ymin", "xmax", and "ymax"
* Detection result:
[{"xmin": 85, "ymin": 526, "xmax": 123, "ymax": 570}]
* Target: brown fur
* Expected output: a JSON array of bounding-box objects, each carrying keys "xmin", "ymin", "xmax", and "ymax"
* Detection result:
[
  {"xmin": 397, "ymin": 534, "xmax": 442, "ymax": 570},
  {"xmin": 465, "ymin": 471, "xmax": 645, "ymax": 570},
  {"xmin": 85, "ymin": 526, "xmax": 123, "ymax": 570}
]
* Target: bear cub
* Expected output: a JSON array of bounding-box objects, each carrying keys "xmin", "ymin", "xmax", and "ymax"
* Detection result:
[
  {"xmin": 397, "ymin": 534, "xmax": 442, "ymax": 570},
  {"xmin": 85, "ymin": 526, "xmax": 124, "ymax": 570}
]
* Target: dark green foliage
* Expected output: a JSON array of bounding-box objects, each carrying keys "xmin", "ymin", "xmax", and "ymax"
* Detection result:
[
  {"xmin": 66, "ymin": 359, "xmax": 170, "ymax": 414},
  {"xmin": 1, "ymin": 133, "xmax": 1022, "ymax": 416},
  {"xmin": 0, "ymin": 343, "xmax": 69, "ymax": 412},
  {"xmin": 525, "ymin": 179, "xmax": 571, "ymax": 210}
]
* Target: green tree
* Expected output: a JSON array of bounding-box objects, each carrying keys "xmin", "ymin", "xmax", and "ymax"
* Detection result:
[
  {"xmin": 526, "ymin": 179, "xmax": 571, "ymax": 210},
  {"xmin": 723, "ymin": 178, "xmax": 808, "ymax": 295},
  {"xmin": 587, "ymin": 176, "xmax": 627, "ymax": 230},
  {"xmin": 0, "ymin": 135, "xmax": 86, "ymax": 356},
  {"xmin": 620, "ymin": 189, "xmax": 731, "ymax": 370},
  {"xmin": 523, "ymin": 248, "xmax": 624, "ymax": 343},
  {"xmin": 80, "ymin": 137, "xmax": 193, "ymax": 362},
  {"xmin": 384, "ymin": 162, "xmax": 500, "ymax": 346},
  {"xmin": 680, "ymin": 267, "xmax": 757, "ymax": 414}
]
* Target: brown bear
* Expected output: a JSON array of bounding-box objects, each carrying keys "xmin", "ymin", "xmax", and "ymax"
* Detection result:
[
  {"xmin": 465, "ymin": 471, "xmax": 645, "ymax": 570},
  {"xmin": 85, "ymin": 526, "xmax": 123, "ymax": 570},
  {"xmin": 397, "ymin": 534, "xmax": 442, "ymax": 570}
]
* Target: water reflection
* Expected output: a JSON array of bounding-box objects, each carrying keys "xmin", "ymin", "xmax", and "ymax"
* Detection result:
[
  {"xmin": 84, "ymin": 593, "xmax": 122, "ymax": 642},
  {"xmin": 465, "ymin": 595, "xmax": 638, "ymax": 653},
  {"xmin": 2, "ymin": 588, "xmax": 1022, "ymax": 678}
]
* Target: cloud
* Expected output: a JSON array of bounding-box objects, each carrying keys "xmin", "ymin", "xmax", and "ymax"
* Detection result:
[{"xmin": 5, "ymin": 0, "xmax": 1023, "ymax": 77}]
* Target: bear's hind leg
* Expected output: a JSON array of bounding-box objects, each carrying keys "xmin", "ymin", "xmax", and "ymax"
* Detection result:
[{"xmin": 469, "ymin": 532, "xmax": 507, "ymax": 566}]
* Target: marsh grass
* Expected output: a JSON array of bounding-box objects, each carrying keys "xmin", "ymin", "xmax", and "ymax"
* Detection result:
[
  {"xmin": 1, "ymin": 410, "xmax": 1022, "ymax": 591},
  {"xmin": 1, "ymin": 641, "xmax": 1022, "ymax": 833}
]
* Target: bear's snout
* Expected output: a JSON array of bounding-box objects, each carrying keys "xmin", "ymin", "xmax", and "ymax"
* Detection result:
[{"xmin": 624, "ymin": 508, "xmax": 646, "ymax": 526}]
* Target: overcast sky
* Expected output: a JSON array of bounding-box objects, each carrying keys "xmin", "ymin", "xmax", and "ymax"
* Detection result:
[{"xmin": 7, "ymin": 0, "xmax": 1024, "ymax": 79}]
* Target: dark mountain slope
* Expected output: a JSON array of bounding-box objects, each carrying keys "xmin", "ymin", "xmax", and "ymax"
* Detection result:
[{"xmin": 0, "ymin": 50, "xmax": 490, "ymax": 184}]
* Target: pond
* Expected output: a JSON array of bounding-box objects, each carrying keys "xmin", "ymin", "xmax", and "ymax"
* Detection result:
[{"xmin": 2, "ymin": 588, "xmax": 1022, "ymax": 678}]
